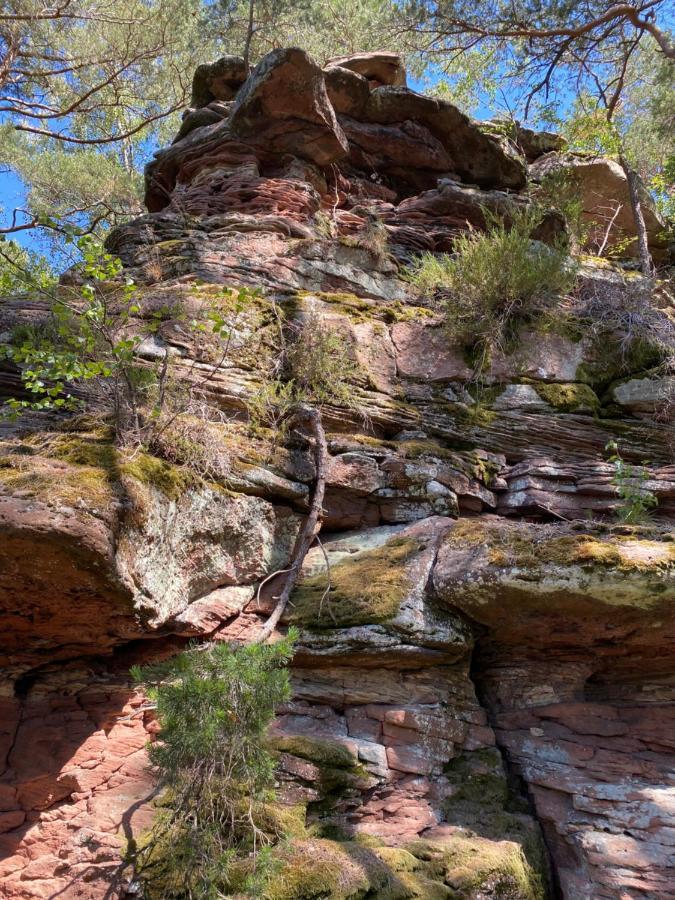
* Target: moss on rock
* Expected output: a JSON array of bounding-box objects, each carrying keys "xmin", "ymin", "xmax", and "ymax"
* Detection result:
[
  {"xmin": 297, "ymin": 291, "xmax": 434, "ymax": 325},
  {"xmin": 0, "ymin": 426, "xmax": 118, "ymax": 508},
  {"xmin": 271, "ymin": 734, "xmax": 358, "ymax": 770},
  {"xmin": 445, "ymin": 520, "xmax": 675, "ymax": 575},
  {"xmin": 437, "ymin": 835, "xmax": 545, "ymax": 899},
  {"xmin": 260, "ymin": 838, "xmax": 414, "ymax": 900},
  {"xmin": 533, "ymin": 382, "xmax": 599, "ymax": 413},
  {"xmin": 118, "ymin": 452, "xmax": 198, "ymax": 499},
  {"xmin": 0, "ymin": 423, "xmax": 201, "ymax": 510},
  {"xmin": 290, "ymin": 536, "xmax": 423, "ymax": 628},
  {"xmin": 575, "ymin": 337, "xmax": 664, "ymax": 388}
]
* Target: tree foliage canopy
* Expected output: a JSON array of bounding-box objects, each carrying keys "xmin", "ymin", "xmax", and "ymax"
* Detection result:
[{"xmin": 0, "ymin": 0, "xmax": 672, "ymax": 253}]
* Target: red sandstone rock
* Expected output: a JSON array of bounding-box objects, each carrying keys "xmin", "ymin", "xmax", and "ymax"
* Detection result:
[
  {"xmin": 228, "ymin": 48, "xmax": 349, "ymax": 167},
  {"xmin": 2, "ymin": 41, "xmax": 674, "ymax": 900},
  {"xmin": 323, "ymin": 65, "xmax": 370, "ymax": 117},
  {"xmin": 326, "ymin": 51, "xmax": 406, "ymax": 88}
]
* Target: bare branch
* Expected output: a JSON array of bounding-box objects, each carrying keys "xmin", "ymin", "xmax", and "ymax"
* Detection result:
[
  {"xmin": 254, "ymin": 406, "xmax": 328, "ymax": 644},
  {"xmin": 14, "ymin": 100, "xmax": 183, "ymax": 144}
]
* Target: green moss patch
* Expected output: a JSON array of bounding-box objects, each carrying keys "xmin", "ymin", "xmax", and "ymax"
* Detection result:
[
  {"xmin": 395, "ymin": 439, "xmax": 457, "ymax": 461},
  {"xmin": 0, "ymin": 423, "xmax": 202, "ymax": 509},
  {"xmin": 0, "ymin": 453, "xmax": 115, "ymax": 508},
  {"xmin": 443, "ymin": 748, "xmax": 509, "ymax": 813},
  {"xmin": 533, "ymin": 382, "xmax": 599, "ymax": 413},
  {"xmin": 575, "ymin": 337, "xmax": 665, "ymax": 388},
  {"xmin": 0, "ymin": 426, "xmax": 118, "ymax": 508},
  {"xmin": 118, "ymin": 452, "xmax": 198, "ymax": 500},
  {"xmin": 271, "ymin": 734, "xmax": 358, "ymax": 770},
  {"xmin": 261, "ymin": 838, "xmax": 414, "ymax": 900},
  {"xmin": 298, "ymin": 291, "xmax": 434, "ymax": 325},
  {"xmin": 436, "ymin": 835, "xmax": 545, "ymax": 899},
  {"xmin": 239, "ymin": 830, "xmax": 548, "ymax": 899},
  {"xmin": 290, "ymin": 536, "xmax": 423, "ymax": 628},
  {"xmin": 445, "ymin": 520, "xmax": 675, "ymax": 573},
  {"xmin": 439, "ymin": 748, "xmax": 549, "ymax": 896}
]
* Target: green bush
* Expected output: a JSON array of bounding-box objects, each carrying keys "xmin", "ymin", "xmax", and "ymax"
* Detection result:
[
  {"xmin": 606, "ymin": 441, "xmax": 658, "ymax": 523},
  {"xmin": 405, "ymin": 210, "xmax": 575, "ymax": 371},
  {"xmin": 248, "ymin": 311, "xmax": 359, "ymax": 432},
  {"xmin": 532, "ymin": 169, "xmax": 588, "ymax": 250},
  {"xmin": 286, "ymin": 312, "xmax": 358, "ymax": 408},
  {"xmin": 131, "ymin": 633, "xmax": 296, "ymax": 899}
]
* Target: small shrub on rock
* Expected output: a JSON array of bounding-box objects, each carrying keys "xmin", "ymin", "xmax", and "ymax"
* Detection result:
[
  {"xmin": 573, "ymin": 276, "xmax": 675, "ymax": 380},
  {"xmin": 606, "ymin": 441, "xmax": 659, "ymax": 523},
  {"xmin": 405, "ymin": 210, "xmax": 574, "ymax": 372},
  {"xmin": 130, "ymin": 633, "xmax": 296, "ymax": 898},
  {"xmin": 286, "ymin": 311, "xmax": 359, "ymax": 408},
  {"xmin": 248, "ymin": 311, "xmax": 360, "ymax": 432}
]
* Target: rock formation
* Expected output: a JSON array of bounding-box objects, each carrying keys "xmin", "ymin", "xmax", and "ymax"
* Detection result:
[{"xmin": 0, "ymin": 48, "xmax": 674, "ymax": 900}]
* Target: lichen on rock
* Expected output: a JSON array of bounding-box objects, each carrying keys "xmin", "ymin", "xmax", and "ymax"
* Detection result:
[{"xmin": 1, "ymin": 42, "xmax": 674, "ymax": 900}]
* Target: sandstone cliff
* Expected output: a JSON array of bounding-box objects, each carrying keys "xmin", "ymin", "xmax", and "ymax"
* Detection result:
[{"xmin": 0, "ymin": 48, "xmax": 674, "ymax": 900}]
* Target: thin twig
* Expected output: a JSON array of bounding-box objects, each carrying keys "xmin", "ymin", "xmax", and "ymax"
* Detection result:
[{"xmin": 314, "ymin": 533, "xmax": 336, "ymax": 624}]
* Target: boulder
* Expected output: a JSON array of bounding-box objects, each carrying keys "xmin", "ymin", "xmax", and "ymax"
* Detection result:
[
  {"xmin": 530, "ymin": 152, "xmax": 668, "ymax": 261},
  {"xmin": 228, "ymin": 47, "xmax": 349, "ymax": 167},
  {"xmin": 387, "ymin": 179, "xmax": 565, "ymax": 248},
  {"xmin": 323, "ymin": 64, "xmax": 371, "ymax": 117},
  {"xmin": 609, "ymin": 374, "xmax": 675, "ymax": 420},
  {"xmin": 485, "ymin": 119, "xmax": 567, "ymax": 161},
  {"xmin": 434, "ymin": 518, "xmax": 675, "ymax": 650},
  {"xmin": 363, "ymin": 87, "xmax": 527, "ymax": 190},
  {"xmin": 172, "ymin": 102, "xmax": 230, "ymax": 144},
  {"xmin": 339, "ymin": 116, "xmax": 455, "ymax": 185},
  {"xmin": 515, "ymin": 123, "xmax": 566, "ymax": 160},
  {"xmin": 190, "ymin": 55, "xmax": 249, "ymax": 107},
  {"xmin": 326, "ymin": 51, "xmax": 406, "ymax": 87}
]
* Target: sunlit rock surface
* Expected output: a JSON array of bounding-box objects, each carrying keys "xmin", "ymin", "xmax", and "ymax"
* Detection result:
[{"xmin": 1, "ymin": 47, "xmax": 674, "ymax": 899}]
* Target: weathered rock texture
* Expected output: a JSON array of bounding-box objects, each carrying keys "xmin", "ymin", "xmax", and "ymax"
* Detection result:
[
  {"xmin": 530, "ymin": 152, "xmax": 669, "ymax": 262},
  {"xmin": 1, "ymin": 48, "xmax": 674, "ymax": 900}
]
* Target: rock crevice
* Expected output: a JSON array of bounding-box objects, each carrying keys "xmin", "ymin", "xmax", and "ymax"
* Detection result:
[{"xmin": 1, "ymin": 46, "xmax": 673, "ymax": 899}]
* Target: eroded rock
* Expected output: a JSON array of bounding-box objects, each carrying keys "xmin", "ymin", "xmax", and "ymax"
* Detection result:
[
  {"xmin": 228, "ymin": 47, "xmax": 349, "ymax": 166},
  {"xmin": 190, "ymin": 55, "xmax": 249, "ymax": 107},
  {"xmin": 530, "ymin": 152, "xmax": 669, "ymax": 261},
  {"xmin": 325, "ymin": 51, "xmax": 406, "ymax": 87},
  {"xmin": 2, "ymin": 42, "xmax": 674, "ymax": 900}
]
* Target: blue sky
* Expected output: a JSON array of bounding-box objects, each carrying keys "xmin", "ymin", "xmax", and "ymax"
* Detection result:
[{"xmin": 1, "ymin": 171, "xmax": 33, "ymax": 249}]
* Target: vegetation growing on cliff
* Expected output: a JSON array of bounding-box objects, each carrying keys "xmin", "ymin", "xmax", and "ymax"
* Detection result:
[
  {"xmin": 444, "ymin": 519, "xmax": 674, "ymax": 574},
  {"xmin": 0, "ymin": 234, "xmax": 263, "ymax": 467},
  {"xmin": 248, "ymin": 308, "xmax": 360, "ymax": 435},
  {"xmin": 405, "ymin": 210, "xmax": 575, "ymax": 374},
  {"xmin": 606, "ymin": 441, "xmax": 659, "ymax": 524},
  {"xmin": 571, "ymin": 276, "xmax": 675, "ymax": 384},
  {"xmin": 291, "ymin": 535, "xmax": 422, "ymax": 628},
  {"xmin": 130, "ymin": 632, "xmax": 296, "ymax": 898},
  {"xmin": 1, "ymin": 234, "xmax": 144, "ymax": 419}
]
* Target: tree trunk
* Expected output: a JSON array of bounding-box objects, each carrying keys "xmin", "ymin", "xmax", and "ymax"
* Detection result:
[
  {"xmin": 254, "ymin": 405, "xmax": 327, "ymax": 644},
  {"xmin": 243, "ymin": 0, "xmax": 255, "ymax": 71},
  {"xmin": 619, "ymin": 155, "xmax": 654, "ymax": 277}
]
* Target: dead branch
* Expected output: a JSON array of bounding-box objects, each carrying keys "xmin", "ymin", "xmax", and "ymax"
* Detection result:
[
  {"xmin": 595, "ymin": 201, "xmax": 624, "ymax": 257},
  {"xmin": 253, "ymin": 404, "xmax": 328, "ymax": 643},
  {"xmin": 427, "ymin": 2, "xmax": 673, "ymax": 59},
  {"xmin": 314, "ymin": 533, "xmax": 336, "ymax": 623}
]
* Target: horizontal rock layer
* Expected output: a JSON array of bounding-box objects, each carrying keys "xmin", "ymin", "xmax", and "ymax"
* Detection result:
[{"xmin": 1, "ymin": 46, "xmax": 673, "ymax": 900}]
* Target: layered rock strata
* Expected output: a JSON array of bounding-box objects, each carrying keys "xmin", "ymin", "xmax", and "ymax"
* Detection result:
[{"xmin": 1, "ymin": 48, "xmax": 674, "ymax": 900}]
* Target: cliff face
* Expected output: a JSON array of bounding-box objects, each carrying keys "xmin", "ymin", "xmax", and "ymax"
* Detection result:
[{"xmin": 0, "ymin": 48, "xmax": 674, "ymax": 900}]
